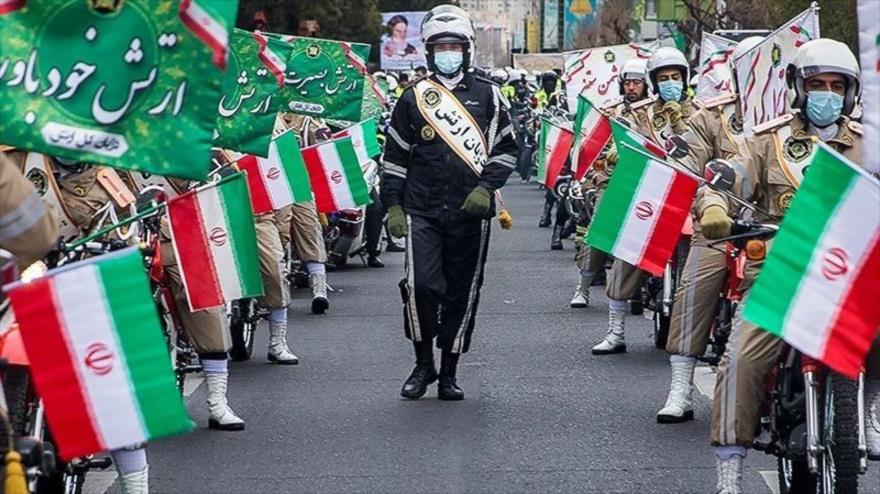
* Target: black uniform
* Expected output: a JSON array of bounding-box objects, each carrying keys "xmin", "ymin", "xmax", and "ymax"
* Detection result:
[{"xmin": 382, "ymin": 73, "xmax": 517, "ymax": 354}]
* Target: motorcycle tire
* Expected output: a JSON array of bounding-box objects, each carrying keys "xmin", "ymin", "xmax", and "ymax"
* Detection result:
[
  {"xmin": 228, "ymin": 301, "xmax": 255, "ymax": 362},
  {"xmin": 630, "ymin": 299, "xmax": 643, "ymax": 316},
  {"xmin": 1, "ymin": 366, "xmax": 31, "ymax": 437},
  {"xmin": 653, "ymin": 311, "xmax": 670, "ymax": 350},
  {"xmin": 778, "ymin": 457, "xmax": 817, "ymax": 494},
  {"xmin": 820, "ymin": 374, "xmax": 860, "ymax": 494}
]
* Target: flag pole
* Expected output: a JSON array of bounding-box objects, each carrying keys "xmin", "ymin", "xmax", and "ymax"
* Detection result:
[{"xmin": 65, "ymin": 173, "xmax": 238, "ymax": 250}]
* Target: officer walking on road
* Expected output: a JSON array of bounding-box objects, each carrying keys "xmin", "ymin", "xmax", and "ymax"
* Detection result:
[{"xmin": 382, "ymin": 4, "xmax": 518, "ymax": 401}]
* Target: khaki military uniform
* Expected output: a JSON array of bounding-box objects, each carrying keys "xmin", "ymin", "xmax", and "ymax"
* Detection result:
[
  {"xmin": 0, "ymin": 151, "xmax": 58, "ymax": 268},
  {"xmin": 710, "ymin": 114, "xmax": 880, "ymax": 446},
  {"xmin": 605, "ymin": 96, "xmax": 698, "ymax": 300},
  {"xmin": 278, "ymin": 113, "xmax": 328, "ymax": 264},
  {"xmin": 254, "ymin": 210, "xmax": 289, "ymax": 309},
  {"xmin": 666, "ymin": 93, "xmax": 742, "ymax": 357}
]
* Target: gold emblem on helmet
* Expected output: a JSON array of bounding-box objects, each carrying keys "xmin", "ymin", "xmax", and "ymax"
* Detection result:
[{"xmin": 421, "ymin": 125, "xmax": 436, "ymax": 140}]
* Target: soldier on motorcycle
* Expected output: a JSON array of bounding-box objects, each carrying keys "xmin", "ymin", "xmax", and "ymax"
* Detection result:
[
  {"xmin": 699, "ymin": 39, "xmax": 880, "ymax": 493},
  {"xmin": 0, "ymin": 150, "xmax": 58, "ymax": 268},
  {"xmin": 655, "ymin": 36, "xmax": 764, "ymax": 424},
  {"xmin": 570, "ymin": 58, "xmax": 649, "ymax": 308},
  {"xmin": 592, "ymin": 46, "xmax": 699, "ymax": 355}
]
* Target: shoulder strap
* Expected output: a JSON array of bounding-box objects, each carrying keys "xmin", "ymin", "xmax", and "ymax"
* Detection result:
[{"xmin": 413, "ymin": 78, "xmax": 488, "ymax": 176}]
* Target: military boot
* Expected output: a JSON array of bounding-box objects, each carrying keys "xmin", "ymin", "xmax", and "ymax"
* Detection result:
[
  {"xmin": 400, "ymin": 340, "xmax": 437, "ymax": 400},
  {"xmin": 715, "ymin": 456, "xmax": 743, "ymax": 494},
  {"xmin": 438, "ymin": 351, "xmax": 465, "ymax": 401},
  {"xmin": 550, "ymin": 225, "xmax": 564, "ymax": 250},
  {"xmin": 118, "ymin": 466, "xmax": 149, "ymax": 494},
  {"xmin": 591, "ymin": 308, "xmax": 626, "ymax": 354},
  {"xmin": 310, "ymin": 272, "xmax": 329, "ymax": 314},
  {"xmin": 570, "ymin": 272, "xmax": 593, "ymax": 308},
  {"xmin": 657, "ymin": 358, "xmax": 696, "ymax": 423},
  {"xmin": 538, "ymin": 203, "xmax": 552, "ymax": 227}
]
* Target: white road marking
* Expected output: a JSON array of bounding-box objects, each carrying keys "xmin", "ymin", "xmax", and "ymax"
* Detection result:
[
  {"xmin": 84, "ymin": 373, "xmax": 206, "ymax": 493},
  {"xmin": 760, "ymin": 470, "xmax": 780, "ymax": 494}
]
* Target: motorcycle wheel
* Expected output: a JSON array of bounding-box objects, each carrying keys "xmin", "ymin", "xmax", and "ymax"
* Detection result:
[
  {"xmin": 820, "ymin": 374, "xmax": 860, "ymax": 494},
  {"xmin": 653, "ymin": 311, "xmax": 670, "ymax": 350},
  {"xmin": 2, "ymin": 366, "xmax": 31, "ymax": 437},
  {"xmin": 228, "ymin": 300, "xmax": 255, "ymax": 362},
  {"xmin": 778, "ymin": 457, "xmax": 817, "ymax": 494},
  {"xmin": 630, "ymin": 299, "xmax": 643, "ymax": 315}
]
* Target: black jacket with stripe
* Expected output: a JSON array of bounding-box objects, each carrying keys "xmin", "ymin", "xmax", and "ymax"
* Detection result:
[{"xmin": 381, "ymin": 73, "xmax": 518, "ymax": 220}]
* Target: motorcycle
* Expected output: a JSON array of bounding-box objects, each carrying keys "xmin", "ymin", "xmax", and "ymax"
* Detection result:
[{"xmin": 324, "ymin": 158, "xmax": 380, "ymax": 267}]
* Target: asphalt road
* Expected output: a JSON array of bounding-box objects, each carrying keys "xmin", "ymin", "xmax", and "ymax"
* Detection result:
[{"xmin": 98, "ymin": 181, "xmax": 879, "ymax": 494}]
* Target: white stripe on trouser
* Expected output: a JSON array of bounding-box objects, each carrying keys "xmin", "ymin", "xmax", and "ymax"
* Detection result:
[
  {"xmin": 451, "ymin": 220, "xmax": 489, "ymax": 354},
  {"xmin": 719, "ymin": 303, "xmax": 744, "ymax": 444},
  {"xmin": 678, "ymin": 247, "xmax": 701, "ymax": 355},
  {"xmin": 404, "ymin": 215, "xmax": 421, "ymax": 342}
]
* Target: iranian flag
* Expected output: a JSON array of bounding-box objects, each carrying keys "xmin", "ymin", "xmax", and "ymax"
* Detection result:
[
  {"xmin": 253, "ymin": 30, "xmax": 288, "ymax": 87},
  {"xmin": 587, "ymin": 132, "xmax": 698, "ymax": 276},
  {"xmin": 179, "ymin": 0, "xmax": 236, "ymax": 70},
  {"xmin": 0, "ymin": 0, "xmax": 25, "ymax": 15},
  {"xmin": 571, "ymin": 96, "xmax": 612, "ymax": 180},
  {"xmin": 744, "ymin": 145, "xmax": 880, "ymax": 379},
  {"xmin": 3, "ymin": 248, "xmax": 192, "ymax": 460},
  {"xmin": 236, "ymin": 130, "xmax": 313, "ymax": 214},
  {"xmin": 331, "ymin": 118, "xmax": 382, "ymax": 165},
  {"xmin": 301, "ymin": 137, "xmax": 372, "ymax": 213},
  {"xmin": 610, "ymin": 118, "xmax": 666, "ymax": 159},
  {"xmin": 536, "ymin": 118, "xmax": 574, "ymax": 189},
  {"xmin": 167, "ymin": 173, "xmax": 264, "ymax": 311}
]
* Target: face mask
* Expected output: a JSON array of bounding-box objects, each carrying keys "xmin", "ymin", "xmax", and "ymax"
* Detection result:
[
  {"xmin": 658, "ymin": 79, "xmax": 683, "ymax": 102},
  {"xmin": 434, "ymin": 51, "xmax": 463, "ymax": 75},
  {"xmin": 806, "ymin": 90, "xmax": 844, "ymax": 127}
]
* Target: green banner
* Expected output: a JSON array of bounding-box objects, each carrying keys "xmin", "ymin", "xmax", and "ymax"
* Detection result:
[
  {"xmin": 0, "ymin": 0, "xmax": 237, "ymax": 181},
  {"xmin": 273, "ymin": 35, "xmax": 371, "ymax": 122},
  {"xmin": 214, "ymin": 29, "xmax": 289, "ymax": 157},
  {"xmin": 360, "ymin": 75, "xmax": 388, "ymax": 122}
]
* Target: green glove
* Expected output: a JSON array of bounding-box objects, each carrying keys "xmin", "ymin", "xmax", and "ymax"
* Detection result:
[
  {"xmin": 663, "ymin": 100, "xmax": 684, "ymax": 130},
  {"xmin": 461, "ymin": 186, "xmax": 492, "ymax": 217},
  {"xmin": 387, "ymin": 205, "xmax": 408, "ymax": 238},
  {"xmin": 700, "ymin": 205, "xmax": 733, "ymax": 240}
]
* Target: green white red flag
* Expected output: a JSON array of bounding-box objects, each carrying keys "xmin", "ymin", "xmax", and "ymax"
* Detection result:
[
  {"xmin": 537, "ymin": 118, "xmax": 574, "ymax": 189},
  {"xmin": 167, "ymin": 173, "xmax": 264, "ymax": 311},
  {"xmin": 744, "ymin": 145, "xmax": 880, "ymax": 379},
  {"xmin": 179, "ymin": 0, "xmax": 235, "ymax": 70},
  {"xmin": 252, "ymin": 30, "xmax": 287, "ymax": 87},
  {"xmin": 610, "ymin": 118, "xmax": 666, "ymax": 159},
  {"xmin": 571, "ymin": 96, "xmax": 612, "ymax": 180},
  {"xmin": 301, "ymin": 137, "xmax": 372, "ymax": 213},
  {"xmin": 3, "ymin": 248, "xmax": 192, "ymax": 460},
  {"xmin": 236, "ymin": 130, "xmax": 313, "ymax": 214},
  {"xmin": 587, "ymin": 126, "xmax": 698, "ymax": 276},
  {"xmin": 331, "ymin": 118, "xmax": 382, "ymax": 165}
]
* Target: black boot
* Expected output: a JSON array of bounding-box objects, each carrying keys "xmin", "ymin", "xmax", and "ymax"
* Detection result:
[
  {"xmin": 538, "ymin": 203, "xmax": 552, "ymax": 228},
  {"xmin": 367, "ymin": 253, "xmax": 385, "ymax": 268},
  {"xmin": 551, "ymin": 225, "xmax": 563, "ymax": 250},
  {"xmin": 400, "ymin": 340, "xmax": 437, "ymax": 400},
  {"xmin": 438, "ymin": 351, "xmax": 465, "ymax": 401}
]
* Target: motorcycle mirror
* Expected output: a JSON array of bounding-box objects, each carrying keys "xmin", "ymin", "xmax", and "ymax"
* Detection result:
[
  {"xmin": 704, "ymin": 159, "xmax": 737, "ymax": 191},
  {"xmin": 665, "ymin": 135, "xmax": 690, "ymax": 159}
]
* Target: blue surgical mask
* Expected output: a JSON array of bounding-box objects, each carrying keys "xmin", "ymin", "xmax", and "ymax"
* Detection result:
[
  {"xmin": 806, "ymin": 90, "xmax": 844, "ymax": 127},
  {"xmin": 434, "ymin": 51, "xmax": 463, "ymax": 75},
  {"xmin": 658, "ymin": 79, "xmax": 683, "ymax": 102}
]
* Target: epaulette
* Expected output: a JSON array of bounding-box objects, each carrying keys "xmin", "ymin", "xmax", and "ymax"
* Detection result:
[
  {"xmin": 630, "ymin": 95, "xmax": 658, "ymax": 110},
  {"xmin": 600, "ymin": 96, "xmax": 624, "ymax": 111},
  {"xmin": 697, "ymin": 92, "xmax": 737, "ymax": 110},
  {"xmin": 752, "ymin": 114, "xmax": 794, "ymax": 135},
  {"xmin": 846, "ymin": 120, "xmax": 863, "ymax": 136}
]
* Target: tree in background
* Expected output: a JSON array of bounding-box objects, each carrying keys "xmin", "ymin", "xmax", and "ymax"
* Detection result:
[
  {"xmin": 677, "ymin": 0, "xmax": 857, "ymax": 59},
  {"xmin": 378, "ymin": 0, "xmax": 455, "ymax": 11}
]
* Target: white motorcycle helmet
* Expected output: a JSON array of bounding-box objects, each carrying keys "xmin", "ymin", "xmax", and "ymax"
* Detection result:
[
  {"xmin": 646, "ymin": 46, "xmax": 690, "ymax": 95},
  {"xmin": 420, "ymin": 5, "xmax": 475, "ymax": 75},
  {"xmin": 618, "ymin": 58, "xmax": 648, "ymax": 96},
  {"xmin": 385, "ymin": 73, "xmax": 399, "ymax": 92},
  {"xmin": 786, "ymin": 38, "xmax": 861, "ymax": 116},
  {"xmin": 490, "ymin": 68, "xmax": 508, "ymax": 84}
]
